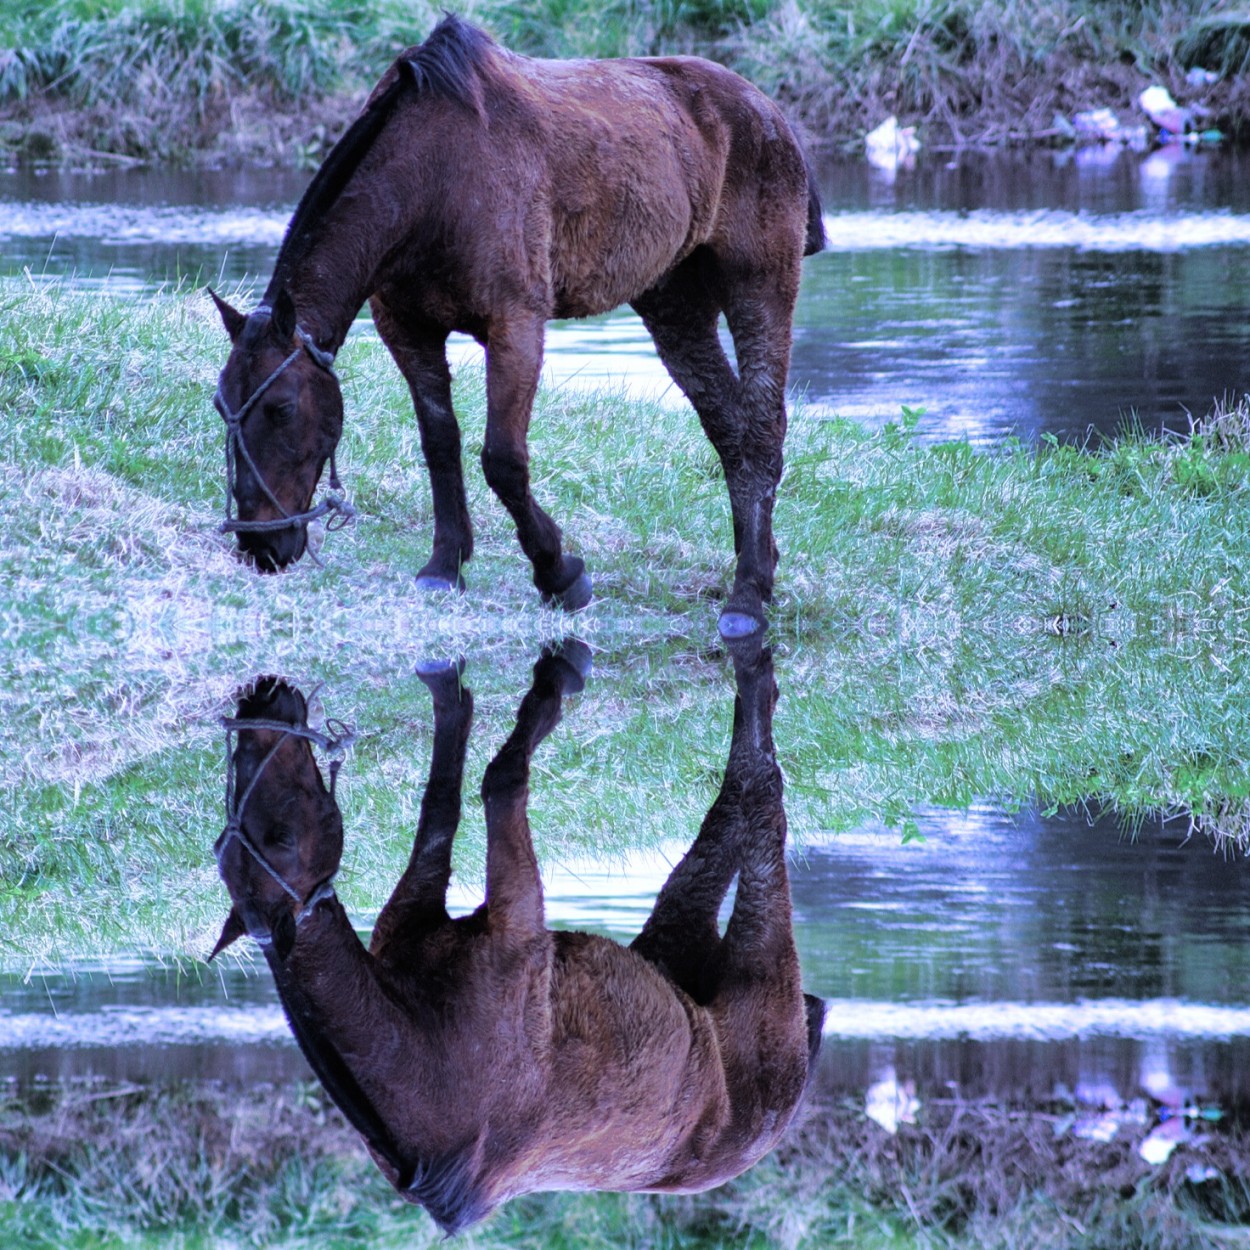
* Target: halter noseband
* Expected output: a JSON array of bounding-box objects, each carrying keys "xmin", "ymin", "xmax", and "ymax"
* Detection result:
[
  {"xmin": 217, "ymin": 708, "xmax": 357, "ymax": 946},
  {"xmin": 215, "ymin": 308, "xmax": 356, "ymax": 552}
]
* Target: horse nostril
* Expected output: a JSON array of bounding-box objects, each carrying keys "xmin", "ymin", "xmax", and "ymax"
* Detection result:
[
  {"xmin": 237, "ymin": 528, "xmax": 305, "ymax": 572},
  {"xmin": 237, "ymin": 536, "xmax": 283, "ymax": 573}
]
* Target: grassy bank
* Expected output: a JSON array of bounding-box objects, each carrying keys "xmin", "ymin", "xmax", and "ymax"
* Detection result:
[
  {"xmin": 3, "ymin": 1079, "xmax": 1248, "ymax": 1248},
  {"xmin": 1, "ymin": 282, "xmax": 1248, "ymax": 964},
  {"xmin": 1, "ymin": 1, "xmax": 1248, "ymax": 165}
]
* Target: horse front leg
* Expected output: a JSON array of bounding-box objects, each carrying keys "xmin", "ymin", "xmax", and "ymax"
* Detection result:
[
  {"xmin": 481, "ymin": 316, "xmax": 592, "ymax": 611},
  {"xmin": 480, "ymin": 642, "xmax": 591, "ymax": 938},
  {"xmin": 370, "ymin": 659, "xmax": 474, "ymax": 959},
  {"xmin": 371, "ymin": 301, "xmax": 473, "ymax": 593}
]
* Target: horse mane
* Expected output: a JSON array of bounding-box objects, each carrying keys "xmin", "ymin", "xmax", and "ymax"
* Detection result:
[
  {"xmin": 400, "ymin": 11, "xmax": 494, "ymax": 99},
  {"xmin": 803, "ymin": 992, "xmax": 826, "ymax": 1085},
  {"xmin": 406, "ymin": 1145, "xmax": 496, "ymax": 1235},
  {"xmin": 265, "ymin": 14, "xmax": 495, "ymax": 302}
]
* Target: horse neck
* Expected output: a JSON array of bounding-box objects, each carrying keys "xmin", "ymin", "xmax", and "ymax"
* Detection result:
[
  {"xmin": 276, "ymin": 252, "xmax": 377, "ymax": 358},
  {"xmin": 271, "ymin": 127, "xmax": 445, "ymax": 355},
  {"xmin": 264, "ymin": 901, "xmax": 425, "ymax": 1177},
  {"xmin": 265, "ymin": 899, "xmax": 391, "ymax": 1053}
]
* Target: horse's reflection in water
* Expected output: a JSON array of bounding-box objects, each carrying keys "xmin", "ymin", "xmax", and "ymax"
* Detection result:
[{"xmin": 211, "ymin": 643, "xmax": 824, "ymax": 1234}]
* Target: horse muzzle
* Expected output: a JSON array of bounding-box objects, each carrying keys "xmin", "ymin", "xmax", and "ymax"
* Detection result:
[{"xmin": 235, "ymin": 522, "xmax": 308, "ymax": 571}]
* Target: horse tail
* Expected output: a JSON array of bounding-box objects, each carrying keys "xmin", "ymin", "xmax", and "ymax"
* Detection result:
[
  {"xmin": 803, "ymin": 992, "xmax": 826, "ymax": 1083},
  {"xmin": 802, "ymin": 156, "xmax": 826, "ymax": 257}
]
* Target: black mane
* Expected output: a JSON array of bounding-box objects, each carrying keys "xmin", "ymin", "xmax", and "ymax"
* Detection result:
[
  {"xmin": 402, "ymin": 12, "xmax": 494, "ymax": 99},
  {"xmin": 407, "ymin": 1145, "xmax": 496, "ymax": 1236},
  {"xmin": 265, "ymin": 14, "xmax": 494, "ymax": 302}
]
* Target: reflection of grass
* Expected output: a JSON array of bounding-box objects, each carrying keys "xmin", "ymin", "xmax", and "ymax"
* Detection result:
[
  {"xmin": 1, "ymin": 283, "xmax": 1249, "ymax": 964},
  {"xmin": 4, "ymin": 1080, "xmax": 1249, "ymax": 1248}
]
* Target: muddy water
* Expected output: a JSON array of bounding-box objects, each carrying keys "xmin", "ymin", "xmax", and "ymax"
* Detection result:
[{"xmin": 4, "ymin": 147, "xmax": 1250, "ymax": 442}]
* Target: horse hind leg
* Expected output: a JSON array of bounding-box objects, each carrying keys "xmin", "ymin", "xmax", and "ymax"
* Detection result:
[
  {"xmin": 633, "ymin": 250, "xmax": 796, "ymax": 638},
  {"xmin": 715, "ymin": 260, "xmax": 799, "ymax": 639},
  {"xmin": 715, "ymin": 640, "xmax": 794, "ymax": 982},
  {"xmin": 370, "ymin": 302, "xmax": 473, "ymax": 593},
  {"xmin": 370, "ymin": 659, "xmax": 473, "ymax": 958},
  {"xmin": 711, "ymin": 643, "xmax": 811, "ymax": 1114},
  {"xmin": 629, "ymin": 639, "xmax": 781, "ymax": 1000}
]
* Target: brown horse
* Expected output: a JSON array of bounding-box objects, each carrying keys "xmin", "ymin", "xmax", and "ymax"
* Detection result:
[
  {"xmin": 210, "ymin": 644, "xmax": 824, "ymax": 1234},
  {"xmin": 210, "ymin": 14, "xmax": 824, "ymax": 638}
]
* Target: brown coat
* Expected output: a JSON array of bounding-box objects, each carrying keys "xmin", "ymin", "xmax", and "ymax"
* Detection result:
[{"xmin": 211, "ymin": 17, "xmax": 823, "ymax": 636}]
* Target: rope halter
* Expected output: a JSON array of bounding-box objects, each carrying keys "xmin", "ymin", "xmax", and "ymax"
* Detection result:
[
  {"xmin": 214, "ymin": 309, "xmax": 356, "ymax": 552},
  {"xmin": 216, "ymin": 707, "xmax": 357, "ymax": 946}
]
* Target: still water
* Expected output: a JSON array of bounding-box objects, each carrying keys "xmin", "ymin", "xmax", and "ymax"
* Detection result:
[
  {"xmin": 4, "ymin": 146, "xmax": 1250, "ymax": 442},
  {"xmin": 5, "ymin": 800, "xmax": 1250, "ymax": 1110}
]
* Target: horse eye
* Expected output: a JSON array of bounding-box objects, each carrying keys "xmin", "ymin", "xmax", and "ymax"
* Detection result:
[
  {"xmin": 269, "ymin": 402, "xmax": 296, "ymax": 425},
  {"xmin": 267, "ymin": 825, "xmax": 296, "ymax": 849}
]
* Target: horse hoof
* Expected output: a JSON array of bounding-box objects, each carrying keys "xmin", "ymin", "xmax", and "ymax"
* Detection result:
[
  {"xmin": 415, "ymin": 573, "xmax": 465, "ymax": 595},
  {"xmin": 547, "ymin": 571, "xmax": 593, "ymax": 614},
  {"xmin": 717, "ymin": 610, "xmax": 765, "ymax": 640},
  {"xmin": 415, "ymin": 656, "xmax": 464, "ymax": 677},
  {"xmin": 547, "ymin": 638, "xmax": 593, "ymax": 693}
]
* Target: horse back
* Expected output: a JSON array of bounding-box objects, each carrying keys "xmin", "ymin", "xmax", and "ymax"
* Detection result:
[
  {"xmin": 529, "ymin": 54, "xmax": 811, "ymax": 313},
  {"xmin": 369, "ymin": 41, "xmax": 811, "ymax": 320}
]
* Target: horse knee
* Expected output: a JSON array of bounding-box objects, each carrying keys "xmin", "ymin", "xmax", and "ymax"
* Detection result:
[{"xmin": 480, "ymin": 441, "xmax": 527, "ymax": 504}]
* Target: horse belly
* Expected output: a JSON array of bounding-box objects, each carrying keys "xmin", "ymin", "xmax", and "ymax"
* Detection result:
[
  {"xmin": 549, "ymin": 190, "xmax": 697, "ymax": 318},
  {"xmin": 541, "ymin": 80, "xmax": 721, "ymax": 317}
]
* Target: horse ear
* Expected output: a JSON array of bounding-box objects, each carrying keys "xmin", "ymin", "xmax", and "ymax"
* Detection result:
[
  {"xmin": 271, "ymin": 287, "xmax": 297, "ymax": 342},
  {"xmin": 208, "ymin": 907, "xmax": 247, "ymax": 961},
  {"xmin": 208, "ymin": 288, "xmax": 247, "ymax": 343}
]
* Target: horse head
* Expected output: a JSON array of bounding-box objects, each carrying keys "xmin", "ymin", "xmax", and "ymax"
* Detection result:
[
  {"xmin": 211, "ymin": 677, "xmax": 346, "ymax": 962},
  {"xmin": 211, "ymin": 287, "xmax": 346, "ymax": 571}
]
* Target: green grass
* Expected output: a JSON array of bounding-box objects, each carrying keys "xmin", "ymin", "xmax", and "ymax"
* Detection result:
[
  {"xmin": 0, "ymin": 0, "xmax": 1246, "ymax": 161},
  {"xmin": 1, "ymin": 282, "xmax": 1248, "ymax": 965}
]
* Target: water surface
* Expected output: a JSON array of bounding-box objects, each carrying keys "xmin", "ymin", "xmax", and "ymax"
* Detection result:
[
  {"xmin": 5, "ymin": 147, "xmax": 1250, "ymax": 443},
  {"xmin": 6, "ymin": 805, "xmax": 1249, "ymax": 1114}
]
